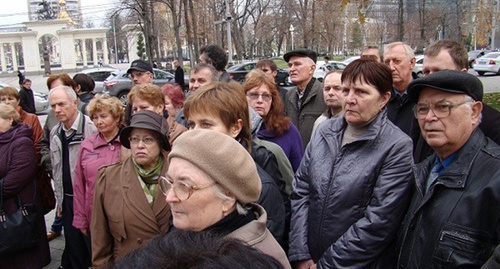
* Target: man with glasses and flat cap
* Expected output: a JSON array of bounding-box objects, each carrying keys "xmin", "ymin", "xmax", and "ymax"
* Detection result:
[{"xmin": 395, "ymin": 70, "xmax": 500, "ymax": 269}]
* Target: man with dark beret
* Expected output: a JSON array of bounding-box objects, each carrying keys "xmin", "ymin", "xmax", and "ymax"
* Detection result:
[{"xmin": 395, "ymin": 70, "xmax": 500, "ymax": 269}]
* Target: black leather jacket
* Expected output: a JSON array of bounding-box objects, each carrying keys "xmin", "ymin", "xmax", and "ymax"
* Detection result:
[{"xmin": 396, "ymin": 129, "xmax": 500, "ymax": 269}]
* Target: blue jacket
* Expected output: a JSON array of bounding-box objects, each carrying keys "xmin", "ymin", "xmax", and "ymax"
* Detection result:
[{"xmin": 289, "ymin": 109, "xmax": 414, "ymax": 268}]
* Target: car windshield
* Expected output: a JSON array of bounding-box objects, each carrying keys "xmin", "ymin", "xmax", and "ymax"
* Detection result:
[
  {"xmin": 483, "ymin": 52, "xmax": 500, "ymax": 58},
  {"xmin": 468, "ymin": 51, "xmax": 480, "ymax": 57}
]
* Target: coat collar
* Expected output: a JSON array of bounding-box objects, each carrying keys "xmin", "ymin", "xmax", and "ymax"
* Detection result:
[
  {"xmin": 120, "ymin": 151, "xmax": 170, "ymax": 232},
  {"xmin": 227, "ymin": 204, "xmax": 267, "ymax": 245},
  {"xmin": 415, "ymin": 128, "xmax": 487, "ymax": 193},
  {"xmin": 320, "ymin": 108, "xmax": 388, "ymax": 145}
]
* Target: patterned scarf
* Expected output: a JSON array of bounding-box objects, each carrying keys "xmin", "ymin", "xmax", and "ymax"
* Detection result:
[{"xmin": 132, "ymin": 157, "xmax": 163, "ymax": 207}]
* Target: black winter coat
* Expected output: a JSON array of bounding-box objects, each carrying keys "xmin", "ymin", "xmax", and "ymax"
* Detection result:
[{"xmin": 397, "ymin": 129, "xmax": 500, "ymax": 269}]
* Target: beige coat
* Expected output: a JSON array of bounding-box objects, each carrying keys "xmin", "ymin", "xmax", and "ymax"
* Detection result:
[
  {"xmin": 91, "ymin": 152, "xmax": 171, "ymax": 269},
  {"xmin": 228, "ymin": 204, "xmax": 291, "ymax": 269}
]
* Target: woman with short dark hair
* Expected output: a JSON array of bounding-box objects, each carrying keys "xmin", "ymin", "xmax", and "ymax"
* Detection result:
[{"xmin": 289, "ymin": 58, "xmax": 414, "ymax": 269}]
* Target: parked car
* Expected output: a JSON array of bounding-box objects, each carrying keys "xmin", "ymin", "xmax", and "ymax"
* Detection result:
[
  {"xmin": 226, "ymin": 59, "xmax": 292, "ymax": 86},
  {"xmin": 341, "ymin": 56, "xmax": 361, "ymax": 65},
  {"xmin": 473, "ymin": 52, "xmax": 500, "ymax": 76},
  {"xmin": 0, "ymin": 81, "xmax": 49, "ymax": 114},
  {"xmin": 313, "ymin": 61, "xmax": 347, "ymax": 82},
  {"xmin": 81, "ymin": 67, "xmax": 118, "ymax": 93},
  {"xmin": 227, "ymin": 62, "xmax": 257, "ymax": 83},
  {"xmin": 468, "ymin": 50, "xmax": 491, "ymax": 68},
  {"xmin": 412, "ymin": 55, "xmax": 425, "ymax": 78},
  {"xmin": 103, "ymin": 68, "xmax": 175, "ymax": 105}
]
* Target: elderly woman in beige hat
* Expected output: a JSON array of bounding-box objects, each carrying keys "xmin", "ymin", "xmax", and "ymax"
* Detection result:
[
  {"xmin": 91, "ymin": 110, "xmax": 171, "ymax": 269},
  {"xmin": 160, "ymin": 129, "xmax": 290, "ymax": 269}
]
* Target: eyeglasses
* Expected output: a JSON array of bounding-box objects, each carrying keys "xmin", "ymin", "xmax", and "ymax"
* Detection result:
[
  {"xmin": 413, "ymin": 100, "xmax": 473, "ymax": 119},
  {"xmin": 159, "ymin": 176, "xmax": 216, "ymax": 201},
  {"xmin": 246, "ymin": 93, "xmax": 272, "ymax": 102},
  {"xmin": 128, "ymin": 136, "xmax": 157, "ymax": 145}
]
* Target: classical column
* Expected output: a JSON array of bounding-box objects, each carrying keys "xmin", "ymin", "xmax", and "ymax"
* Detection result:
[
  {"xmin": 102, "ymin": 37, "xmax": 109, "ymax": 65},
  {"xmin": 92, "ymin": 38, "xmax": 98, "ymax": 66},
  {"xmin": 0, "ymin": 44, "xmax": 6, "ymax": 73},
  {"xmin": 82, "ymin": 39, "xmax": 88, "ymax": 67},
  {"xmin": 11, "ymin": 43, "xmax": 18, "ymax": 71}
]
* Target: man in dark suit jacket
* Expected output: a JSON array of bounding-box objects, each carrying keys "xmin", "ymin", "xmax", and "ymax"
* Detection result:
[
  {"xmin": 173, "ymin": 60, "xmax": 185, "ymax": 90},
  {"xmin": 19, "ymin": 78, "xmax": 36, "ymax": 114}
]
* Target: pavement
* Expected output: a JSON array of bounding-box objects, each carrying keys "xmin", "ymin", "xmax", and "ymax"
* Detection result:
[{"xmin": 43, "ymin": 209, "xmax": 64, "ymax": 269}]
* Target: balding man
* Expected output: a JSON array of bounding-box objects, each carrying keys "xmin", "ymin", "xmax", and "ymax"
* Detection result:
[
  {"xmin": 396, "ymin": 70, "xmax": 500, "ymax": 268},
  {"xmin": 283, "ymin": 49, "xmax": 326, "ymax": 147},
  {"xmin": 49, "ymin": 86, "xmax": 97, "ymax": 269},
  {"xmin": 384, "ymin": 42, "xmax": 416, "ymax": 136}
]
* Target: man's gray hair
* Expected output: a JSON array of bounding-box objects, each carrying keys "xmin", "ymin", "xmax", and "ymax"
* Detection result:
[
  {"xmin": 49, "ymin": 85, "xmax": 77, "ymax": 102},
  {"xmin": 191, "ymin": 63, "xmax": 219, "ymax": 82},
  {"xmin": 385, "ymin": 41, "xmax": 415, "ymax": 60}
]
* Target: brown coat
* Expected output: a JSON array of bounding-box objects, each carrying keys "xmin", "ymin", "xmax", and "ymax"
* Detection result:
[
  {"xmin": 167, "ymin": 116, "xmax": 187, "ymax": 145},
  {"xmin": 227, "ymin": 204, "xmax": 291, "ymax": 269},
  {"xmin": 91, "ymin": 152, "xmax": 171, "ymax": 269}
]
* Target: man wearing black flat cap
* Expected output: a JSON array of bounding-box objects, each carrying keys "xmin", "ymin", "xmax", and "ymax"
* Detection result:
[
  {"xmin": 283, "ymin": 48, "xmax": 326, "ymax": 148},
  {"xmin": 395, "ymin": 70, "xmax": 500, "ymax": 269}
]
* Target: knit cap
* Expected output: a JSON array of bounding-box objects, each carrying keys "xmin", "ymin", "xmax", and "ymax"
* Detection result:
[{"xmin": 168, "ymin": 129, "xmax": 262, "ymax": 205}]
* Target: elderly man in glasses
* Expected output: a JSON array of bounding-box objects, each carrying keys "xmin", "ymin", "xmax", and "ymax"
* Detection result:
[{"xmin": 395, "ymin": 70, "xmax": 500, "ymax": 269}]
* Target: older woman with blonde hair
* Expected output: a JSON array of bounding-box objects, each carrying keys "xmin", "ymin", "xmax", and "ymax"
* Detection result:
[
  {"xmin": 162, "ymin": 129, "xmax": 290, "ymax": 269},
  {"xmin": 0, "ymin": 104, "xmax": 50, "ymax": 268},
  {"xmin": 73, "ymin": 94, "xmax": 124, "ymax": 256},
  {"xmin": 244, "ymin": 70, "xmax": 303, "ymax": 172}
]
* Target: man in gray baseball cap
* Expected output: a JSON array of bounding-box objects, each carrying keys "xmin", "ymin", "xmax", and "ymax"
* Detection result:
[{"xmin": 396, "ymin": 69, "xmax": 500, "ymax": 269}]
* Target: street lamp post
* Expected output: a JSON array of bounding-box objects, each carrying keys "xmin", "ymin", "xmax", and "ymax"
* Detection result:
[
  {"xmin": 289, "ymin": 24, "xmax": 295, "ymax": 50},
  {"xmin": 112, "ymin": 15, "xmax": 119, "ymax": 65}
]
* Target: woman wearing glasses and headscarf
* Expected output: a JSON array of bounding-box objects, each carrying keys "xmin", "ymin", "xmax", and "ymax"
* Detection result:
[
  {"xmin": 91, "ymin": 110, "xmax": 171, "ymax": 269},
  {"xmin": 160, "ymin": 129, "xmax": 290, "ymax": 269}
]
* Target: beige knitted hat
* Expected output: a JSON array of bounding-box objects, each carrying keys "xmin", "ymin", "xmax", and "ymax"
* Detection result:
[{"xmin": 168, "ymin": 129, "xmax": 262, "ymax": 204}]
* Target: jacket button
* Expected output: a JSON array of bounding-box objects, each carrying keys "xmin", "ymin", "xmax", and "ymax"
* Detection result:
[{"xmin": 137, "ymin": 238, "xmax": 143, "ymax": 244}]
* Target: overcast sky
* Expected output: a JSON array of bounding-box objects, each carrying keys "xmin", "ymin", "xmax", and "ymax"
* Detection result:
[{"xmin": 0, "ymin": 0, "xmax": 117, "ymax": 27}]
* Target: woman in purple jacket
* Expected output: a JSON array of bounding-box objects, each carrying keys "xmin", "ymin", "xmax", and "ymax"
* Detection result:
[
  {"xmin": 0, "ymin": 104, "xmax": 50, "ymax": 269},
  {"xmin": 244, "ymin": 70, "xmax": 304, "ymax": 172},
  {"xmin": 72, "ymin": 95, "xmax": 124, "ymax": 255}
]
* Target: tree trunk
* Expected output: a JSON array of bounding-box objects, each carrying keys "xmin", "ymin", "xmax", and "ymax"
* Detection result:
[
  {"xmin": 398, "ymin": 0, "xmax": 404, "ymax": 41},
  {"xmin": 182, "ymin": 0, "xmax": 192, "ymax": 67},
  {"xmin": 188, "ymin": 0, "xmax": 199, "ymax": 64}
]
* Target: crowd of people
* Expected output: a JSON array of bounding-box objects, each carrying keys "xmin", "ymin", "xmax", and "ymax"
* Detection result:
[{"xmin": 0, "ymin": 39, "xmax": 499, "ymax": 269}]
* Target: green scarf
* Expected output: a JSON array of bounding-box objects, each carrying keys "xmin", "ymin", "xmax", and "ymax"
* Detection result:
[{"xmin": 132, "ymin": 157, "xmax": 163, "ymax": 207}]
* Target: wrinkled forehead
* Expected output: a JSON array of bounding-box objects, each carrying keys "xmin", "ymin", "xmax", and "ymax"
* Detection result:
[
  {"xmin": 418, "ymin": 87, "xmax": 467, "ymax": 103},
  {"xmin": 288, "ymin": 56, "xmax": 315, "ymax": 66}
]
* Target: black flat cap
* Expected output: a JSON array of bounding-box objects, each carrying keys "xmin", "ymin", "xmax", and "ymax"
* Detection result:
[
  {"xmin": 120, "ymin": 110, "xmax": 171, "ymax": 151},
  {"xmin": 407, "ymin": 70, "xmax": 483, "ymax": 102},
  {"xmin": 284, "ymin": 49, "xmax": 317, "ymax": 63},
  {"xmin": 127, "ymin": 59, "xmax": 153, "ymax": 74}
]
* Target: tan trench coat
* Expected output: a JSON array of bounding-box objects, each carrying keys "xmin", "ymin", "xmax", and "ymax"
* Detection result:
[
  {"xmin": 91, "ymin": 152, "xmax": 171, "ymax": 269},
  {"xmin": 228, "ymin": 204, "xmax": 291, "ymax": 269}
]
